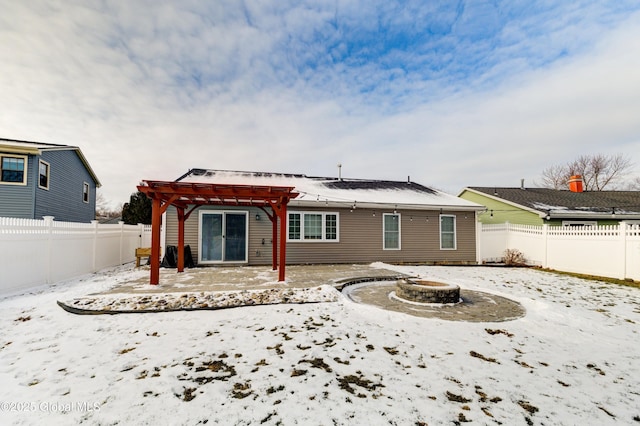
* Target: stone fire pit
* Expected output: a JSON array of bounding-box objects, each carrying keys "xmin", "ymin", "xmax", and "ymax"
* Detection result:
[{"xmin": 395, "ymin": 279, "xmax": 461, "ymax": 304}]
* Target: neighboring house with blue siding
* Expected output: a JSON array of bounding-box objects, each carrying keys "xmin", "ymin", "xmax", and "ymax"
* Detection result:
[{"xmin": 0, "ymin": 138, "xmax": 101, "ymax": 222}]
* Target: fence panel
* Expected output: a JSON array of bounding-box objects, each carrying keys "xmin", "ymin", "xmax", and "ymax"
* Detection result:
[
  {"xmin": 478, "ymin": 224, "xmax": 509, "ymax": 262},
  {"xmin": 0, "ymin": 219, "xmax": 50, "ymax": 289},
  {"xmin": 49, "ymin": 221, "xmax": 96, "ymax": 283},
  {"xmin": 0, "ymin": 217, "xmax": 152, "ymax": 294},
  {"xmin": 480, "ymin": 222, "xmax": 639, "ymax": 281},
  {"xmin": 506, "ymin": 224, "xmax": 546, "ymax": 266},
  {"xmin": 547, "ymin": 225, "xmax": 625, "ymax": 279},
  {"xmin": 625, "ymin": 224, "xmax": 640, "ymax": 280}
]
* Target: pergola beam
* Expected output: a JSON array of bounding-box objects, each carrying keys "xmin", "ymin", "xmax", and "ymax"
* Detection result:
[{"xmin": 138, "ymin": 180, "xmax": 298, "ymax": 286}]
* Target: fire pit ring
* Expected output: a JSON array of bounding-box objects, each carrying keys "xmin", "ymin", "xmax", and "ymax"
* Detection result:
[{"xmin": 395, "ymin": 279, "xmax": 461, "ymax": 304}]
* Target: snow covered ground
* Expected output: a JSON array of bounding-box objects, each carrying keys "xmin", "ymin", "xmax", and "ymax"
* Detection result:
[{"xmin": 1, "ymin": 263, "xmax": 639, "ymax": 425}]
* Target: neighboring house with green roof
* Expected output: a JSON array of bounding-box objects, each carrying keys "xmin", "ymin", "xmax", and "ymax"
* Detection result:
[{"xmin": 459, "ymin": 178, "xmax": 640, "ymax": 226}]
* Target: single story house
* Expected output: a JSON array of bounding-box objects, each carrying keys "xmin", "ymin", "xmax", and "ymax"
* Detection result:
[
  {"xmin": 0, "ymin": 138, "xmax": 101, "ymax": 223},
  {"xmin": 459, "ymin": 176, "xmax": 640, "ymax": 226},
  {"xmin": 139, "ymin": 168, "xmax": 484, "ymax": 283}
]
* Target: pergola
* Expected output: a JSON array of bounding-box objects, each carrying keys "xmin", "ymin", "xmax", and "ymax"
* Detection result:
[{"xmin": 137, "ymin": 180, "xmax": 299, "ymax": 285}]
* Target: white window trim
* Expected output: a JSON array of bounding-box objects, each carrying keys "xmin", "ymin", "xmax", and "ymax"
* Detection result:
[
  {"xmin": 198, "ymin": 210, "xmax": 249, "ymax": 264},
  {"xmin": 383, "ymin": 213, "xmax": 401, "ymax": 250},
  {"xmin": 82, "ymin": 182, "xmax": 90, "ymax": 203},
  {"xmin": 38, "ymin": 160, "xmax": 50, "ymax": 190},
  {"xmin": 287, "ymin": 211, "xmax": 340, "ymax": 242},
  {"xmin": 562, "ymin": 220, "xmax": 597, "ymax": 227},
  {"xmin": 0, "ymin": 154, "xmax": 28, "ymax": 186},
  {"xmin": 440, "ymin": 214, "xmax": 457, "ymax": 250}
]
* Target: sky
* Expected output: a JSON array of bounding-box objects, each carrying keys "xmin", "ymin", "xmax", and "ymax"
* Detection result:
[{"xmin": 2, "ymin": 1, "xmax": 640, "ymax": 207}]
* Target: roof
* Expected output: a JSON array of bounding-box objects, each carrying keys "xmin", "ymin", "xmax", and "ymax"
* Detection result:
[
  {"xmin": 177, "ymin": 168, "xmax": 483, "ymax": 211},
  {"xmin": 0, "ymin": 138, "xmax": 101, "ymax": 187},
  {"xmin": 463, "ymin": 187, "xmax": 640, "ymax": 219},
  {"xmin": 138, "ymin": 180, "xmax": 298, "ymax": 209}
]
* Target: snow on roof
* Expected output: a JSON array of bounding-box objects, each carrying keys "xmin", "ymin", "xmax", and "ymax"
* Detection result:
[{"xmin": 178, "ymin": 169, "xmax": 483, "ymax": 210}]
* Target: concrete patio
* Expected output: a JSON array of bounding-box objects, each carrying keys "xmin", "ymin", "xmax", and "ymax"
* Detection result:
[
  {"xmin": 99, "ymin": 263, "xmax": 401, "ymax": 295},
  {"xmin": 78, "ymin": 263, "xmax": 525, "ymax": 322}
]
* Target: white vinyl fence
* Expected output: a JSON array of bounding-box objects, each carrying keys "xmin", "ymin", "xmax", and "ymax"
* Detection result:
[
  {"xmin": 0, "ymin": 216, "xmax": 152, "ymax": 294},
  {"xmin": 479, "ymin": 222, "xmax": 640, "ymax": 281}
]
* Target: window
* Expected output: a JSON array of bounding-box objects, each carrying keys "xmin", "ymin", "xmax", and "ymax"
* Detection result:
[
  {"xmin": 383, "ymin": 213, "xmax": 401, "ymax": 250},
  {"xmin": 325, "ymin": 214, "xmax": 337, "ymax": 240},
  {"xmin": 562, "ymin": 221, "xmax": 596, "ymax": 227},
  {"xmin": 288, "ymin": 213, "xmax": 301, "ymax": 240},
  {"xmin": 38, "ymin": 160, "xmax": 50, "ymax": 190},
  {"xmin": 288, "ymin": 212, "xmax": 339, "ymax": 242},
  {"xmin": 83, "ymin": 182, "xmax": 90, "ymax": 203},
  {"xmin": 304, "ymin": 214, "xmax": 323, "ymax": 240},
  {"xmin": 440, "ymin": 215, "xmax": 456, "ymax": 250},
  {"xmin": 1, "ymin": 155, "xmax": 27, "ymax": 185}
]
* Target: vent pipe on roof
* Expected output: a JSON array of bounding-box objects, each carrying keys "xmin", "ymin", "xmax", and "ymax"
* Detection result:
[
  {"xmin": 568, "ymin": 175, "xmax": 584, "ymax": 192},
  {"xmin": 520, "ymin": 178, "xmax": 525, "ymax": 190},
  {"xmin": 407, "ymin": 176, "xmax": 411, "ymax": 184},
  {"xmin": 337, "ymin": 163, "xmax": 342, "ymax": 181}
]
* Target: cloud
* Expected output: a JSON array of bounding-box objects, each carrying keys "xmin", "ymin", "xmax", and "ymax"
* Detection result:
[
  {"xmin": 358, "ymin": 11, "xmax": 640, "ymax": 191},
  {"xmin": 1, "ymin": 1, "xmax": 639, "ymax": 207}
]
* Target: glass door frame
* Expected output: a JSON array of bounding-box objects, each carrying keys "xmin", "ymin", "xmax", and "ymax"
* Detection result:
[{"xmin": 198, "ymin": 210, "xmax": 249, "ymax": 264}]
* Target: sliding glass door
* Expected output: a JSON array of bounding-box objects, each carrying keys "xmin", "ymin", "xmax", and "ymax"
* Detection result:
[{"xmin": 199, "ymin": 211, "xmax": 248, "ymax": 263}]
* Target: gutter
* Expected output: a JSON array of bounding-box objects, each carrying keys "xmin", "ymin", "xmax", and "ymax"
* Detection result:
[
  {"xmin": 543, "ymin": 212, "xmax": 640, "ymax": 220},
  {"xmin": 289, "ymin": 199, "xmax": 485, "ymax": 211}
]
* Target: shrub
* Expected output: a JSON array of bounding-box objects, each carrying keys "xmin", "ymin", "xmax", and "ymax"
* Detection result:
[{"xmin": 503, "ymin": 249, "xmax": 526, "ymax": 266}]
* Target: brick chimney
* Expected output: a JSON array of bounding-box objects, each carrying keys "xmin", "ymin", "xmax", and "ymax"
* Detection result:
[{"xmin": 568, "ymin": 175, "xmax": 584, "ymax": 192}]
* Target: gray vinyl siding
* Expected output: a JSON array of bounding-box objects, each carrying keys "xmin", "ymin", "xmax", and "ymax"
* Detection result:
[
  {"xmin": 34, "ymin": 150, "xmax": 97, "ymax": 222},
  {"xmin": 0, "ymin": 154, "xmax": 35, "ymax": 218},
  {"xmin": 165, "ymin": 206, "xmax": 477, "ymax": 266},
  {"xmin": 285, "ymin": 208, "xmax": 476, "ymax": 264}
]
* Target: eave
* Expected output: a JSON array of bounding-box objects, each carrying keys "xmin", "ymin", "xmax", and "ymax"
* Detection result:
[
  {"xmin": 289, "ymin": 199, "xmax": 485, "ymax": 211},
  {"xmin": 459, "ymin": 188, "xmax": 543, "ymax": 215}
]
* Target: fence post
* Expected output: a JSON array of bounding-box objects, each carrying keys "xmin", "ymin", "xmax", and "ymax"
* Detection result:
[
  {"xmin": 137, "ymin": 223, "xmax": 142, "ymax": 248},
  {"xmin": 476, "ymin": 217, "xmax": 482, "ymax": 264},
  {"xmin": 542, "ymin": 224, "xmax": 548, "ymax": 269},
  {"xmin": 43, "ymin": 216, "xmax": 54, "ymax": 284},
  {"xmin": 620, "ymin": 222, "xmax": 627, "ymax": 280},
  {"xmin": 118, "ymin": 221, "xmax": 125, "ymax": 265},
  {"xmin": 504, "ymin": 222, "xmax": 510, "ymax": 256},
  {"xmin": 91, "ymin": 220, "xmax": 99, "ymax": 272}
]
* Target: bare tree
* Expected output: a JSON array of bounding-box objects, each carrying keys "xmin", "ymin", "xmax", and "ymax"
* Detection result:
[
  {"xmin": 96, "ymin": 190, "xmax": 123, "ymax": 220},
  {"xmin": 540, "ymin": 164, "xmax": 570, "ymax": 190},
  {"xmin": 541, "ymin": 153, "xmax": 633, "ymax": 191},
  {"xmin": 628, "ymin": 176, "xmax": 640, "ymax": 190}
]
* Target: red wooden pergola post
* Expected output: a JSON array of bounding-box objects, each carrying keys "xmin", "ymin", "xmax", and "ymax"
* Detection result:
[
  {"xmin": 272, "ymin": 212, "xmax": 278, "ymax": 271},
  {"xmin": 138, "ymin": 180, "xmax": 298, "ymax": 286},
  {"xmin": 278, "ymin": 200, "xmax": 287, "ymax": 282},
  {"xmin": 177, "ymin": 207, "xmax": 185, "ymax": 272},
  {"xmin": 150, "ymin": 197, "xmax": 162, "ymax": 285}
]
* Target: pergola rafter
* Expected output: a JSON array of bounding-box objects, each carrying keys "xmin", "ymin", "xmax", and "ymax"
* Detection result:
[{"xmin": 137, "ymin": 180, "xmax": 299, "ymax": 285}]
